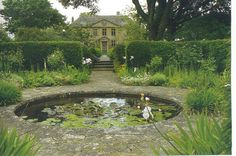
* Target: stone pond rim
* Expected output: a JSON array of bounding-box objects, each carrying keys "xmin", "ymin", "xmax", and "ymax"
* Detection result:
[{"xmin": 14, "ymin": 91, "xmax": 183, "ymax": 127}]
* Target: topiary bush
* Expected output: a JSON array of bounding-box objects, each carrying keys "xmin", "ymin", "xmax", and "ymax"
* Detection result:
[{"xmin": 0, "ymin": 81, "xmax": 22, "ymax": 106}]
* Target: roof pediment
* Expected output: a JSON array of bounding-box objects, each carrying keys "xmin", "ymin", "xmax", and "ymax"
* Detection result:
[
  {"xmin": 71, "ymin": 15, "xmax": 127, "ymax": 28},
  {"xmin": 91, "ymin": 19, "xmax": 120, "ymax": 28}
]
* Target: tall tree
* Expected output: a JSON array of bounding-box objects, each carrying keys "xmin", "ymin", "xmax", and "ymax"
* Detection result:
[
  {"xmin": 0, "ymin": 0, "xmax": 66, "ymax": 33},
  {"xmin": 131, "ymin": 0, "xmax": 231, "ymax": 40}
]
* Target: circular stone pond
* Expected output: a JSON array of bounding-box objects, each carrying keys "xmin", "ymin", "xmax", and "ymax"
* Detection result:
[{"xmin": 15, "ymin": 92, "xmax": 182, "ymax": 128}]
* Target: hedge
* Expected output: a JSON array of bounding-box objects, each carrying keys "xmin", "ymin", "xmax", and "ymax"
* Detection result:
[
  {"xmin": 126, "ymin": 39, "xmax": 230, "ymax": 73},
  {"xmin": 0, "ymin": 41, "xmax": 86, "ymax": 70}
]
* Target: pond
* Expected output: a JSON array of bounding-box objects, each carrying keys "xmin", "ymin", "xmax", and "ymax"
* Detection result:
[{"xmin": 15, "ymin": 93, "xmax": 181, "ymax": 128}]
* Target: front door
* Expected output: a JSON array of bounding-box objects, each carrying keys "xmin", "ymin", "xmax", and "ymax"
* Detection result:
[{"xmin": 102, "ymin": 41, "xmax": 107, "ymax": 53}]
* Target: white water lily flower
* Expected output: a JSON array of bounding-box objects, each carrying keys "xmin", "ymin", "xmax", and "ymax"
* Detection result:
[{"xmin": 142, "ymin": 106, "xmax": 154, "ymax": 119}]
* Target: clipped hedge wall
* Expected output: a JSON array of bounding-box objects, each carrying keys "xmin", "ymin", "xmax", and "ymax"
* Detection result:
[
  {"xmin": 0, "ymin": 41, "xmax": 86, "ymax": 70},
  {"xmin": 126, "ymin": 39, "xmax": 230, "ymax": 73}
]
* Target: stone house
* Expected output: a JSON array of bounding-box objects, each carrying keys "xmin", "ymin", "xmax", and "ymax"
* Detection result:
[{"xmin": 71, "ymin": 14, "xmax": 127, "ymax": 53}]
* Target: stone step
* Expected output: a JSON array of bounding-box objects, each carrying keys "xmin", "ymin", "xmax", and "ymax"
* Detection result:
[
  {"xmin": 95, "ymin": 61, "xmax": 113, "ymax": 65},
  {"xmin": 93, "ymin": 68, "xmax": 114, "ymax": 71},
  {"xmin": 93, "ymin": 64, "xmax": 114, "ymax": 68}
]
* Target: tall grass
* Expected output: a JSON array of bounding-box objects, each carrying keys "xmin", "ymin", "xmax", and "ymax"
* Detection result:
[
  {"xmin": 0, "ymin": 124, "xmax": 38, "ymax": 156},
  {"xmin": 158, "ymin": 114, "xmax": 231, "ymax": 155},
  {"xmin": 0, "ymin": 81, "xmax": 22, "ymax": 106}
]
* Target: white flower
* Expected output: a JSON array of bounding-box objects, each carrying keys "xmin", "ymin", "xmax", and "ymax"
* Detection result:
[
  {"xmin": 224, "ymin": 84, "xmax": 230, "ymax": 87},
  {"xmin": 142, "ymin": 106, "xmax": 154, "ymax": 119},
  {"xmin": 123, "ymin": 56, "xmax": 126, "ymax": 60},
  {"xmin": 130, "ymin": 56, "xmax": 134, "ymax": 60},
  {"xmin": 134, "ymin": 67, "xmax": 137, "ymax": 72},
  {"xmin": 145, "ymin": 97, "xmax": 150, "ymax": 101}
]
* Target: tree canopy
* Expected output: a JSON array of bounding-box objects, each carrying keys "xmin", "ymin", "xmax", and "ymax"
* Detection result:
[
  {"xmin": 132, "ymin": 0, "xmax": 231, "ymax": 40},
  {"xmin": 0, "ymin": 0, "xmax": 66, "ymax": 33},
  {"xmin": 59, "ymin": 0, "xmax": 99, "ymax": 13},
  {"xmin": 176, "ymin": 13, "xmax": 230, "ymax": 40}
]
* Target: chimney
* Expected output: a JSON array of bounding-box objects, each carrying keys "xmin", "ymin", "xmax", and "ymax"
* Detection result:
[{"xmin": 116, "ymin": 11, "xmax": 120, "ymax": 16}]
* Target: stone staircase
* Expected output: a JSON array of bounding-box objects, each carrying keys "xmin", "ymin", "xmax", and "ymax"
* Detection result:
[{"xmin": 93, "ymin": 55, "xmax": 114, "ymax": 71}]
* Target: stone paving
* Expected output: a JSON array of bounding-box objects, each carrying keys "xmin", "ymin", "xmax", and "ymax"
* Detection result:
[{"xmin": 0, "ymin": 71, "xmax": 189, "ymax": 156}]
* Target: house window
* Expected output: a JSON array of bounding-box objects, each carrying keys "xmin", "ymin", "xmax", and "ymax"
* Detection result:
[
  {"xmin": 102, "ymin": 28, "xmax": 107, "ymax": 36},
  {"xmin": 111, "ymin": 40, "xmax": 116, "ymax": 47},
  {"xmin": 93, "ymin": 29, "xmax": 97, "ymax": 36},
  {"xmin": 111, "ymin": 28, "xmax": 116, "ymax": 36}
]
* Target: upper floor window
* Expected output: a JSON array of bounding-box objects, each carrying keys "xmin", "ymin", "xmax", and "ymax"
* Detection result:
[
  {"xmin": 93, "ymin": 29, "xmax": 97, "ymax": 36},
  {"xmin": 111, "ymin": 28, "xmax": 116, "ymax": 36},
  {"xmin": 102, "ymin": 28, "xmax": 107, "ymax": 36},
  {"xmin": 111, "ymin": 40, "xmax": 116, "ymax": 47}
]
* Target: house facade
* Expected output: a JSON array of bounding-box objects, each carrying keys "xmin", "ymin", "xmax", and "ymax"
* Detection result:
[{"xmin": 71, "ymin": 15, "xmax": 127, "ymax": 53}]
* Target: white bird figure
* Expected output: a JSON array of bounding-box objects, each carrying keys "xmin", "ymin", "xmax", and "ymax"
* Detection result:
[{"xmin": 142, "ymin": 106, "xmax": 154, "ymax": 120}]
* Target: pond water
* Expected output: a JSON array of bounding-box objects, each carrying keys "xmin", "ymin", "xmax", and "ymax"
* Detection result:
[{"xmin": 16, "ymin": 95, "xmax": 180, "ymax": 128}]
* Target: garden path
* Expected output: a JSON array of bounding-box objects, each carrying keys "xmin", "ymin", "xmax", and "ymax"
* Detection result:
[{"xmin": 0, "ymin": 65, "xmax": 189, "ymax": 156}]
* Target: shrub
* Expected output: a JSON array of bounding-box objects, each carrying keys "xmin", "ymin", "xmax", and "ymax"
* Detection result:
[
  {"xmin": 185, "ymin": 88, "xmax": 220, "ymax": 113},
  {"xmin": 0, "ymin": 124, "xmax": 38, "ymax": 156},
  {"xmin": 0, "ymin": 81, "xmax": 22, "ymax": 106},
  {"xmin": 149, "ymin": 73, "xmax": 167, "ymax": 86},
  {"xmin": 47, "ymin": 49, "xmax": 65, "ymax": 71},
  {"xmin": 0, "ymin": 41, "xmax": 85, "ymax": 70},
  {"xmin": 146, "ymin": 56, "xmax": 163, "ymax": 73},
  {"xmin": 159, "ymin": 114, "xmax": 231, "ymax": 155},
  {"xmin": 0, "ymin": 49, "xmax": 24, "ymax": 72},
  {"xmin": 112, "ymin": 44, "xmax": 126, "ymax": 70}
]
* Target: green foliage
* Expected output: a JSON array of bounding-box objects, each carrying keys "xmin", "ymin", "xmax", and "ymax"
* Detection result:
[
  {"xmin": 0, "ymin": 80, "xmax": 22, "ymax": 106},
  {"xmin": 112, "ymin": 44, "xmax": 126, "ymax": 69},
  {"xmin": 0, "ymin": 27, "xmax": 10, "ymax": 42},
  {"xmin": 200, "ymin": 57, "xmax": 216, "ymax": 73},
  {"xmin": 160, "ymin": 115, "xmax": 231, "ymax": 155},
  {"xmin": 176, "ymin": 13, "xmax": 230, "ymax": 40},
  {"xmin": 47, "ymin": 49, "xmax": 65, "ymax": 71},
  {"xmin": 0, "ymin": 49, "xmax": 24, "ymax": 72},
  {"xmin": 124, "ymin": 17, "xmax": 146, "ymax": 41},
  {"xmin": 148, "ymin": 73, "xmax": 168, "ymax": 86},
  {"xmin": 1, "ymin": 0, "xmax": 65, "ymax": 33},
  {"xmin": 0, "ymin": 41, "xmax": 85, "ymax": 70},
  {"xmin": 126, "ymin": 39, "xmax": 230, "ymax": 73},
  {"xmin": 19, "ymin": 67, "xmax": 89, "ymax": 88},
  {"xmin": 0, "ymin": 124, "xmax": 38, "ymax": 156},
  {"xmin": 15, "ymin": 28, "xmax": 61, "ymax": 41},
  {"xmin": 146, "ymin": 56, "xmax": 163, "ymax": 73},
  {"xmin": 185, "ymin": 88, "xmax": 220, "ymax": 114}
]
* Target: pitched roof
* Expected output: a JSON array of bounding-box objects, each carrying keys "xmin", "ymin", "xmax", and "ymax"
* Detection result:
[{"xmin": 71, "ymin": 15, "xmax": 127, "ymax": 27}]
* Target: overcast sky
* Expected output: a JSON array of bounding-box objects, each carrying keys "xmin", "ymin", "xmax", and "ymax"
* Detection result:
[{"xmin": 50, "ymin": 0, "xmax": 136, "ymax": 23}]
